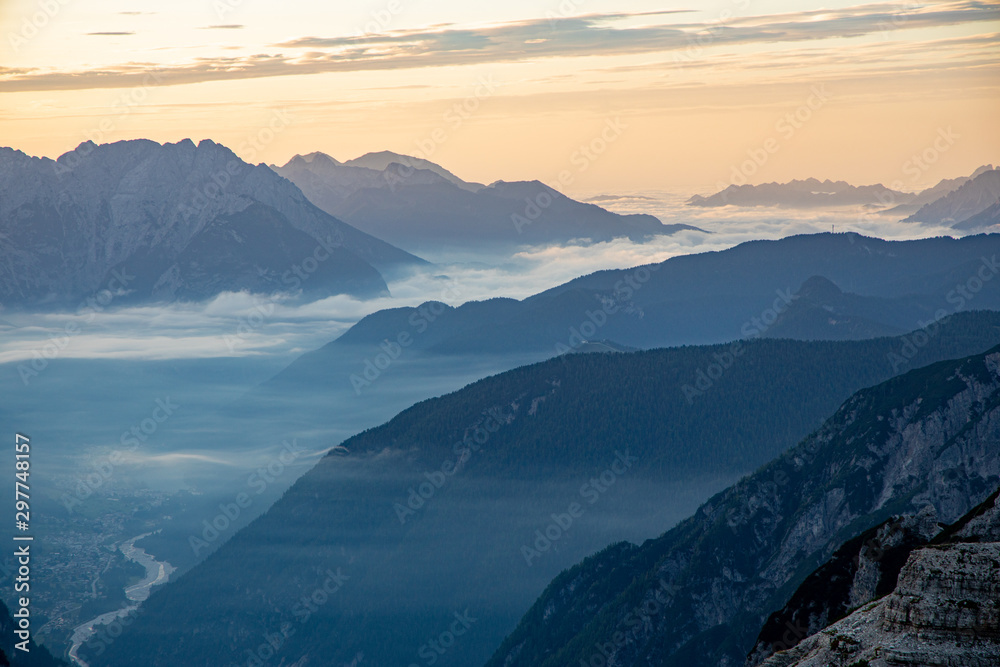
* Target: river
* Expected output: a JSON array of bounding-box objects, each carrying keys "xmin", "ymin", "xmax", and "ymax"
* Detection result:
[{"xmin": 67, "ymin": 533, "xmax": 175, "ymax": 667}]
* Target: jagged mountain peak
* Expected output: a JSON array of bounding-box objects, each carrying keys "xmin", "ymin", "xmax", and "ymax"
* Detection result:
[
  {"xmin": 688, "ymin": 178, "xmax": 907, "ymax": 208},
  {"xmin": 0, "ymin": 140, "xmax": 425, "ymax": 307}
]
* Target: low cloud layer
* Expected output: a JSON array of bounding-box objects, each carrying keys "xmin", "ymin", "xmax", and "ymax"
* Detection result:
[{"xmin": 0, "ymin": 191, "xmax": 964, "ymax": 365}]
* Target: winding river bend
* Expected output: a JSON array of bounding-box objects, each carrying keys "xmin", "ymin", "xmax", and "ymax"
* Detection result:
[{"xmin": 67, "ymin": 533, "xmax": 175, "ymax": 667}]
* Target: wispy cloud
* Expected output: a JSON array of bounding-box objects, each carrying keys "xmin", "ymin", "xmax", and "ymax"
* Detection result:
[
  {"xmin": 201, "ymin": 24, "xmax": 245, "ymax": 30},
  {"xmin": 86, "ymin": 31, "xmax": 136, "ymax": 36},
  {"xmin": 129, "ymin": 452, "xmax": 242, "ymax": 466},
  {"xmin": 3, "ymin": 2, "xmax": 996, "ymax": 91}
]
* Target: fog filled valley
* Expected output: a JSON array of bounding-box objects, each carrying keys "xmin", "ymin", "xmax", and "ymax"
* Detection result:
[
  {"xmin": 2, "ymin": 154, "xmax": 1000, "ymax": 663},
  {"xmin": 3, "ymin": 2, "xmax": 1000, "ymax": 664}
]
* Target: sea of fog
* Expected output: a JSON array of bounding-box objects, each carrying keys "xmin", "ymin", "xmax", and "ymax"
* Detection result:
[
  {"xmin": 0, "ymin": 189, "xmax": 961, "ymax": 517},
  {"xmin": 0, "ymin": 188, "xmax": 969, "ymax": 659},
  {"xmin": 0, "ymin": 188, "xmax": 958, "ymax": 365}
]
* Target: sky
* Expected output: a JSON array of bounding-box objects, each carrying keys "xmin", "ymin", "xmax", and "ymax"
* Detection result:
[{"xmin": 1, "ymin": 0, "xmax": 999, "ymax": 192}]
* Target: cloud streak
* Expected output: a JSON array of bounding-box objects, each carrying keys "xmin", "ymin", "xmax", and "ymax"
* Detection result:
[{"xmin": 2, "ymin": 2, "xmax": 996, "ymax": 91}]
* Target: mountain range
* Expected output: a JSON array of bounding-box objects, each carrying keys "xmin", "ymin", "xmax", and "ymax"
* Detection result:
[
  {"xmin": 0, "ymin": 140, "xmax": 425, "ymax": 309},
  {"xmin": 6, "ymin": 137, "xmax": 1000, "ymax": 667},
  {"xmin": 687, "ymin": 166, "xmax": 999, "ymax": 232},
  {"xmin": 688, "ymin": 178, "xmax": 915, "ymax": 208},
  {"xmin": 271, "ymin": 151, "xmax": 701, "ymax": 253},
  {"xmin": 342, "ymin": 150, "xmax": 484, "ymax": 192},
  {"xmin": 88, "ymin": 312, "xmax": 1000, "ymax": 667},
  {"xmin": 266, "ymin": 234, "xmax": 1000, "ymax": 399}
]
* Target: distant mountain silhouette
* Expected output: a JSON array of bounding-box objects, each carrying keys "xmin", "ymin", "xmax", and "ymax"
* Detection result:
[
  {"xmin": 880, "ymin": 169, "xmax": 985, "ymax": 216},
  {"xmin": 688, "ymin": 167, "xmax": 994, "ymax": 214},
  {"xmin": 955, "ymin": 198, "xmax": 1000, "ymax": 231},
  {"xmin": 344, "ymin": 150, "xmax": 484, "ymax": 192},
  {"xmin": 273, "ymin": 152, "xmax": 702, "ymax": 252},
  {"xmin": 688, "ymin": 177, "xmax": 910, "ymax": 208},
  {"xmin": 761, "ymin": 275, "xmax": 913, "ymax": 340}
]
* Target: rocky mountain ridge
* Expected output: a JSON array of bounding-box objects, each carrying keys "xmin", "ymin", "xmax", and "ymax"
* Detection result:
[
  {"xmin": 485, "ymin": 345, "xmax": 1000, "ymax": 667},
  {"xmin": 747, "ymin": 485, "xmax": 1000, "ymax": 666},
  {"xmin": 0, "ymin": 140, "xmax": 425, "ymax": 308},
  {"xmin": 757, "ymin": 487, "xmax": 1000, "ymax": 666}
]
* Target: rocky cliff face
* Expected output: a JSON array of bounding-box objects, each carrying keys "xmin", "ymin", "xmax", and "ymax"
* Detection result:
[
  {"xmin": 748, "ymin": 486, "xmax": 1000, "ymax": 666},
  {"xmin": 758, "ymin": 491, "xmax": 1000, "ymax": 667},
  {"xmin": 0, "ymin": 140, "xmax": 424, "ymax": 308},
  {"xmin": 743, "ymin": 508, "xmax": 941, "ymax": 666},
  {"xmin": 486, "ymin": 347, "xmax": 1000, "ymax": 667}
]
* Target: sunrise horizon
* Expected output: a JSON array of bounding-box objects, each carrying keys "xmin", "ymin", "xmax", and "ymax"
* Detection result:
[{"xmin": 3, "ymin": 0, "xmax": 998, "ymax": 191}]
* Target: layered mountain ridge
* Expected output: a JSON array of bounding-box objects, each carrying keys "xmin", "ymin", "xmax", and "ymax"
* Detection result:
[
  {"xmin": 486, "ymin": 345, "xmax": 1000, "ymax": 667},
  {"xmin": 272, "ymin": 234, "xmax": 1000, "ymax": 382},
  {"xmin": 908, "ymin": 166, "xmax": 1000, "ymax": 229},
  {"xmin": 92, "ymin": 315, "xmax": 1000, "ymax": 667}
]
